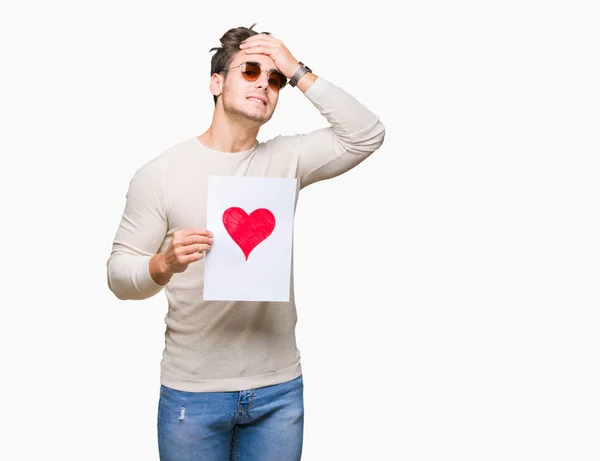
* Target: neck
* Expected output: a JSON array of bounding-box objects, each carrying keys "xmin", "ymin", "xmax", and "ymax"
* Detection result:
[{"xmin": 198, "ymin": 108, "xmax": 261, "ymax": 153}]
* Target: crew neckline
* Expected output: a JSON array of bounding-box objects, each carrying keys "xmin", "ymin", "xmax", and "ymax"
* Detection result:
[{"xmin": 193, "ymin": 136, "xmax": 259, "ymax": 156}]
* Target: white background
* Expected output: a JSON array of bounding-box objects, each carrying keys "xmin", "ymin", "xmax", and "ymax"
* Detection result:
[{"xmin": 1, "ymin": 1, "xmax": 599, "ymax": 460}]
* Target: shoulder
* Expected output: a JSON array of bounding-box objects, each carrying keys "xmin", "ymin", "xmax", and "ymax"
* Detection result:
[
  {"xmin": 157, "ymin": 136, "xmax": 199, "ymax": 162},
  {"xmin": 135, "ymin": 136, "xmax": 198, "ymax": 175},
  {"xmin": 257, "ymin": 134, "xmax": 301, "ymax": 151}
]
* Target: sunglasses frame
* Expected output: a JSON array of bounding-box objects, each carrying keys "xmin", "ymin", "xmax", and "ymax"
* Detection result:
[{"xmin": 221, "ymin": 61, "xmax": 288, "ymax": 90}]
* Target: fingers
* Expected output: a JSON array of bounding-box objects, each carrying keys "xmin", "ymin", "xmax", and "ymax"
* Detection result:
[
  {"xmin": 169, "ymin": 229, "xmax": 213, "ymax": 255},
  {"xmin": 162, "ymin": 228, "xmax": 215, "ymax": 274},
  {"xmin": 176, "ymin": 228, "xmax": 213, "ymax": 238},
  {"xmin": 179, "ymin": 242, "xmax": 212, "ymax": 256},
  {"xmin": 239, "ymin": 36, "xmax": 297, "ymax": 76},
  {"xmin": 240, "ymin": 43, "xmax": 275, "ymax": 55},
  {"xmin": 241, "ymin": 34, "xmax": 278, "ymax": 45},
  {"xmin": 240, "ymin": 35, "xmax": 282, "ymax": 54},
  {"xmin": 171, "ymin": 234, "xmax": 213, "ymax": 254},
  {"xmin": 240, "ymin": 37, "xmax": 275, "ymax": 48},
  {"xmin": 176, "ymin": 234, "xmax": 213, "ymax": 247},
  {"xmin": 176, "ymin": 250, "xmax": 207, "ymax": 267},
  {"xmin": 171, "ymin": 229, "xmax": 213, "ymax": 247}
]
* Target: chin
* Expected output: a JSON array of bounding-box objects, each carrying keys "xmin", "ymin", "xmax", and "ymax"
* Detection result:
[{"xmin": 241, "ymin": 107, "xmax": 275, "ymax": 124}]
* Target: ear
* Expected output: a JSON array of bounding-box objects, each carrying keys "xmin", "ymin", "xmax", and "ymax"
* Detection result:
[{"xmin": 210, "ymin": 73, "xmax": 224, "ymax": 98}]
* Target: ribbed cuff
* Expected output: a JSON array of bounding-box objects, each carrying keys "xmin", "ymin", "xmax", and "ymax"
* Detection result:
[
  {"xmin": 303, "ymin": 76, "xmax": 329, "ymax": 102},
  {"xmin": 133, "ymin": 255, "xmax": 165, "ymax": 297}
]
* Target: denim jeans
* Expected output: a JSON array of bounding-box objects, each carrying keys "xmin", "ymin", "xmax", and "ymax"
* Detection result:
[{"xmin": 157, "ymin": 375, "xmax": 304, "ymax": 460}]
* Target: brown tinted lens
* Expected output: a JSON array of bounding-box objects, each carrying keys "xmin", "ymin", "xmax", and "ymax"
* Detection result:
[
  {"xmin": 268, "ymin": 71, "xmax": 285, "ymax": 90},
  {"xmin": 242, "ymin": 62, "xmax": 261, "ymax": 81}
]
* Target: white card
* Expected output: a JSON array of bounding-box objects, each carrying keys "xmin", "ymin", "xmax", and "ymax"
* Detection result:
[{"xmin": 203, "ymin": 175, "xmax": 297, "ymax": 301}]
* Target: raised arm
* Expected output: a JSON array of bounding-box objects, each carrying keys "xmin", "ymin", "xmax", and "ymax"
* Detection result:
[
  {"xmin": 295, "ymin": 77, "xmax": 385, "ymax": 188},
  {"xmin": 239, "ymin": 34, "xmax": 385, "ymax": 189}
]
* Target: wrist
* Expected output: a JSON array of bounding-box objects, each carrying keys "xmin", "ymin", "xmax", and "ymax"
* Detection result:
[
  {"xmin": 150, "ymin": 253, "xmax": 173, "ymax": 285},
  {"xmin": 288, "ymin": 62, "xmax": 312, "ymax": 88},
  {"xmin": 296, "ymin": 72, "xmax": 317, "ymax": 93}
]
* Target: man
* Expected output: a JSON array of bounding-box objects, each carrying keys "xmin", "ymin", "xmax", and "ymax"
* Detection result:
[{"xmin": 107, "ymin": 23, "xmax": 385, "ymax": 461}]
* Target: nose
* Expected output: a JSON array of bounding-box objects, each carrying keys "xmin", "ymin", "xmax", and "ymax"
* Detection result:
[{"xmin": 254, "ymin": 71, "xmax": 270, "ymax": 91}]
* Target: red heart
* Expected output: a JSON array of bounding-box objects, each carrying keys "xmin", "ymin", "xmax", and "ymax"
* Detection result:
[{"xmin": 222, "ymin": 207, "xmax": 276, "ymax": 260}]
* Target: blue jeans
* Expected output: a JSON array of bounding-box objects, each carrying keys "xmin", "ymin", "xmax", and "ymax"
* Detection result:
[{"xmin": 157, "ymin": 375, "xmax": 304, "ymax": 460}]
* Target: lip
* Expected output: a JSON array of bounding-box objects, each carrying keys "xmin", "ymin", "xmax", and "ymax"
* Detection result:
[{"xmin": 246, "ymin": 95, "xmax": 267, "ymax": 106}]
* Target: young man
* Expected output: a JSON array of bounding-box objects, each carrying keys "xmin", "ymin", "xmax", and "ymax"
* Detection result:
[{"xmin": 107, "ymin": 24, "xmax": 385, "ymax": 461}]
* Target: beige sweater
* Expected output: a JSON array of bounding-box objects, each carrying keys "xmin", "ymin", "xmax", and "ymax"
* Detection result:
[{"xmin": 106, "ymin": 77, "xmax": 385, "ymax": 392}]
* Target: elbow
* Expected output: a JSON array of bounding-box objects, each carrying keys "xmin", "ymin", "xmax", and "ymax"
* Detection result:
[
  {"xmin": 348, "ymin": 120, "xmax": 386, "ymax": 156},
  {"xmin": 106, "ymin": 255, "xmax": 137, "ymax": 301},
  {"xmin": 106, "ymin": 253, "xmax": 163, "ymax": 301},
  {"xmin": 107, "ymin": 276, "xmax": 149, "ymax": 301},
  {"xmin": 111, "ymin": 290, "xmax": 128, "ymax": 301},
  {"xmin": 106, "ymin": 270, "xmax": 130, "ymax": 300},
  {"xmin": 372, "ymin": 120, "xmax": 386, "ymax": 151}
]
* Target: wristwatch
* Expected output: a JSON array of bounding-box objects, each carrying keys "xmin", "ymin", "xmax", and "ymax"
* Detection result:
[{"xmin": 289, "ymin": 62, "xmax": 312, "ymax": 87}]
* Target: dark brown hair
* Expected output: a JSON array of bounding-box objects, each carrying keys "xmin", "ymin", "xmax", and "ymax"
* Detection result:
[{"xmin": 208, "ymin": 23, "xmax": 271, "ymax": 104}]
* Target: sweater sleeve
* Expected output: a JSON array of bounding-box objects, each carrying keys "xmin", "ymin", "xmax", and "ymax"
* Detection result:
[
  {"xmin": 296, "ymin": 77, "xmax": 386, "ymax": 189},
  {"xmin": 106, "ymin": 158, "xmax": 168, "ymax": 300}
]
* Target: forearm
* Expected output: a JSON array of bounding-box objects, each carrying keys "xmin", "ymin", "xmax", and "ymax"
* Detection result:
[
  {"xmin": 296, "ymin": 76, "xmax": 386, "ymax": 187},
  {"xmin": 304, "ymin": 77, "xmax": 385, "ymax": 153}
]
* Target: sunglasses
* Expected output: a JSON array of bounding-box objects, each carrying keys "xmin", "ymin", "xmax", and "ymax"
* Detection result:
[{"xmin": 222, "ymin": 61, "xmax": 287, "ymax": 91}]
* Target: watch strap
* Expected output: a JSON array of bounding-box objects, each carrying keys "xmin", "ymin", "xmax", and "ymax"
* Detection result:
[{"xmin": 289, "ymin": 62, "xmax": 312, "ymax": 87}]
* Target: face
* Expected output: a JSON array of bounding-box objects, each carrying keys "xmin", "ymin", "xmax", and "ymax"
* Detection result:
[{"xmin": 213, "ymin": 51, "xmax": 282, "ymax": 125}]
